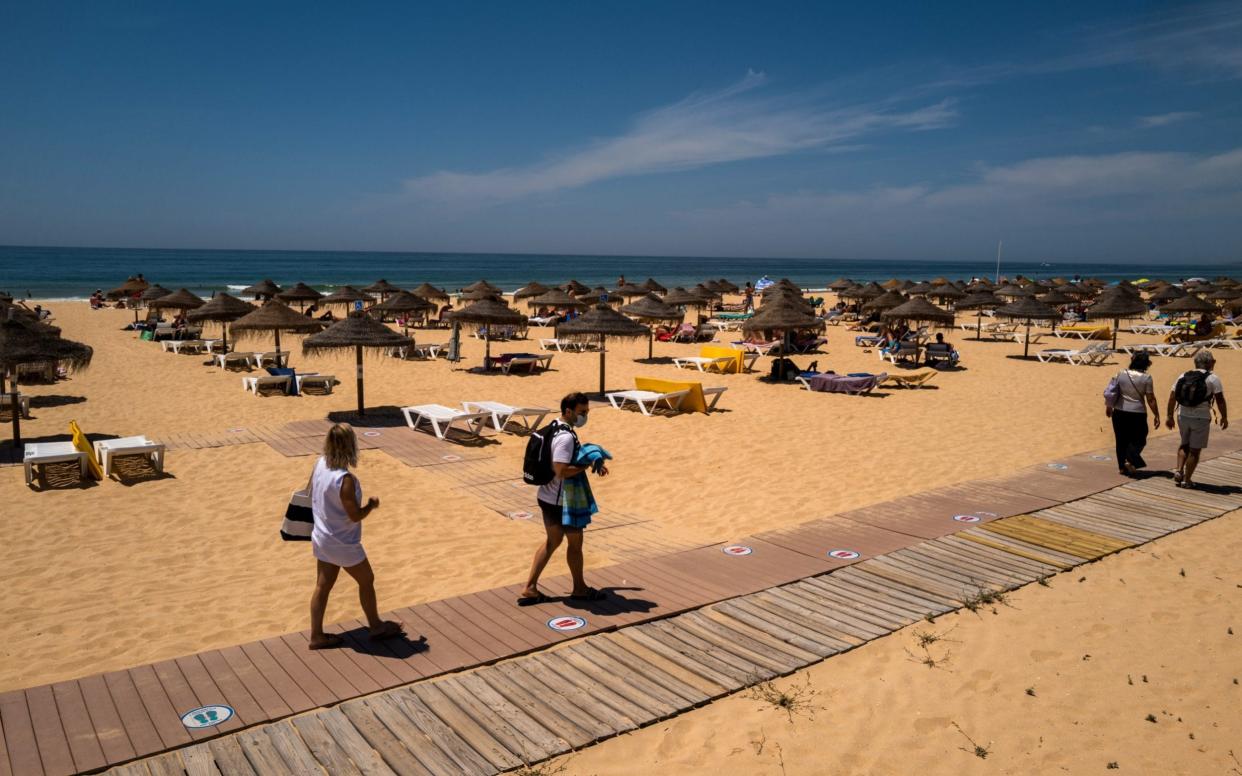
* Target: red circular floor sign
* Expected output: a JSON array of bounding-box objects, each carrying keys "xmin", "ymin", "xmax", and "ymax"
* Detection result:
[
  {"xmin": 827, "ymin": 549, "xmax": 860, "ymax": 560},
  {"xmin": 953, "ymin": 514, "xmax": 981, "ymax": 523},
  {"xmin": 722, "ymin": 545, "xmax": 753, "ymax": 556},
  {"xmin": 547, "ymin": 615, "xmax": 587, "ymax": 632}
]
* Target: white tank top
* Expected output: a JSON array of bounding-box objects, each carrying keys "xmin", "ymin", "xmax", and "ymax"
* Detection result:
[{"xmin": 310, "ymin": 456, "xmax": 362, "ymax": 550}]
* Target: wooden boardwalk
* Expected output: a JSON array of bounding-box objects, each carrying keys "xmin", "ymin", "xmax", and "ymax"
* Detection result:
[
  {"xmin": 99, "ymin": 448, "xmax": 1242, "ymax": 776},
  {"xmin": 2, "ymin": 430, "xmax": 1241, "ymax": 774}
]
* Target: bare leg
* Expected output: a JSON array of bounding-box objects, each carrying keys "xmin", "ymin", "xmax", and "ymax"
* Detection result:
[
  {"xmin": 1175, "ymin": 445, "xmax": 1188, "ymax": 481},
  {"xmin": 522, "ymin": 521, "xmax": 565, "ymax": 597},
  {"xmin": 310, "ymin": 560, "xmax": 341, "ymax": 647},
  {"xmin": 1184, "ymin": 448, "xmax": 1202, "ymax": 485},
  {"xmin": 565, "ymin": 530, "xmax": 588, "ymax": 595},
  {"xmin": 342, "ymin": 559, "xmax": 402, "ymax": 637}
]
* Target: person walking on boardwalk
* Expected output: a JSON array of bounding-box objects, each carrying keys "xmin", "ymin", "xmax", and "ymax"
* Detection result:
[
  {"xmin": 1166, "ymin": 350, "xmax": 1228, "ymax": 489},
  {"xmin": 519, "ymin": 392, "xmax": 610, "ymax": 605},
  {"xmin": 1107, "ymin": 351, "xmax": 1159, "ymax": 476},
  {"xmin": 307, "ymin": 423, "xmax": 404, "ymax": 648}
]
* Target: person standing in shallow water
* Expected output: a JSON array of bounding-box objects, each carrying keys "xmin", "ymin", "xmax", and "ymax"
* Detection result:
[
  {"xmin": 307, "ymin": 423, "xmax": 404, "ymax": 649},
  {"xmin": 1107, "ymin": 351, "xmax": 1159, "ymax": 476}
]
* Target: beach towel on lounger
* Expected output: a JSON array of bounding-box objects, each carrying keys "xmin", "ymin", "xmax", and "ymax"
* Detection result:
[{"xmin": 562, "ymin": 443, "xmax": 611, "ymax": 529}]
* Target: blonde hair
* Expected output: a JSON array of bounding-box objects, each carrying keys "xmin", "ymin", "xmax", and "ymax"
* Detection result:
[{"xmin": 323, "ymin": 423, "xmax": 358, "ymax": 470}]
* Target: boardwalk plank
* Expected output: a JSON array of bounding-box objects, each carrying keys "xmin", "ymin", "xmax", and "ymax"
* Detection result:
[
  {"xmin": 556, "ymin": 645, "xmax": 680, "ymax": 717},
  {"xmin": 406, "ymin": 683, "xmax": 520, "ymax": 772},
  {"xmin": 235, "ymin": 728, "xmax": 297, "ymax": 776},
  {"xmin": 101, "ymin": 671, "xmax": 167, "ymax": 758},
  {"xmin": 476, "ymin": 668, "xmax": 595, "ymax": 749},
  {"xmin": 50, "ymin": 681, "xmax": 107, "ymax": 774},
  {"xmin": 206, "ymin": 734, "xmax": 258, "ymax": 775},
  {"xmin": 251, "ymin": 639, "xmax": 338, "ymax": 708},
  {"xmin": 527, "ymin": 652, "xmax": 650, "ymax": 731},
  {"xmin": 589, "ymin": 636, "xmax": 719, "ymax": 703},
  {"xmin": 217, "ymin": 646, "xmax": 301, "ymax": 718},
  {"xmin": 364, "ymin": 692, "xmax": 489, "ymax": 776},
  {"xmin": 434, "ymin": 676, "xmax": 552, "ymax": 764},
  {"xmin": 454, "ymin": 673, "xmax": 570, "ymax": 756},
  {"xmin": 78, "ymin": 674, "xmax": 138, "ymax": 766},
  {"xmin": 337, "ymin": 702, "xmax": 431, "ymax": 776},
  {"xmin": 0, "ymin": 690, "xmax": 43, "ymax": 776},
  {"xmin": 180, "ymin": 742, "xmax": 223, "ymax": 776},
  {"xmin": 290, "ymin": 714, "xmax": 365, "ymax": 776},
  {"xmin": 504, "ymin": 658, "xmax": 638, "ymax": 736},
  {"xmin": 262, "ymin": 720, "xmax": 324, "ymax": 775},
  {"xmin": 25, "ymin": 685, "xmax": 75, "ymax": 776}
]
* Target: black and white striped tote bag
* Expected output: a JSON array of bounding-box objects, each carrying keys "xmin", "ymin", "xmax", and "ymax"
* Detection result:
[{"xmin": 281, "ymin": 489, "xmax": 313, "ymax": 541}]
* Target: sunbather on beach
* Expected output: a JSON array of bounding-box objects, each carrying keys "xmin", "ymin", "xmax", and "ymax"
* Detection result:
[{"xmin": 307, "ymin": 424, "xmax": 403, "ymax": 649}]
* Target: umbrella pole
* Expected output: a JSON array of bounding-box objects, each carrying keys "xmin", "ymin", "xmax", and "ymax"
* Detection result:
[
  {"xmin": 648, "ymin": 329, "xmax": 653, "ymax": 360},
  {"xmin": 7, "ymin": 370, "xmax": 20, "ymax": 451},
  {"xmin": 1112, "ymin": 318, "xmax": 1119, "ymax": 350},
  {"xmin": 598, "ymin": 333, "xmax": 606, "ymax": 394},
  {"xmin": 976, "ymin": 310, "xmax": 983, "ymax": 340},
  {"xmin": 1024, "ymin": 319, "xmax": 1032, "ymax": 359},
  {"xmin": 485, "ymin": 332, "xmax": 492, "ymax": 370},
  {"xmin": 355, "ymin": 345, "xmax": 365, "ymax": 416},
  {"xmin": 222, "ymin": 322, "xmax": 229, "ymax": 353},
  {"xmin": 274, "ymin": 328, "xmax": 282, "ymax": 356}
]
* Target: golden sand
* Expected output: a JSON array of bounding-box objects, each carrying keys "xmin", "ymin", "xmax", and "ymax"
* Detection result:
[{"xmin": 1, "ymin": 299, "xmax": 1237, "ymax": 708}]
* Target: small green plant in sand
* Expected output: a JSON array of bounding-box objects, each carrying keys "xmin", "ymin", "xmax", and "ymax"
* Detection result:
[
  {"xmin": 962, "ymin": 586, "xmax": 1010, "ymax": 614},
  {"xmin": 952, "ymin": 721, "xmax": 992, "ymax": 759},
  {"xmin": 511, "ymin": 756, "xmax": 586, "ymax": 776},
  {"xmin": 747, "ymin": 675, "xmax": 820, "ymax": 723}
]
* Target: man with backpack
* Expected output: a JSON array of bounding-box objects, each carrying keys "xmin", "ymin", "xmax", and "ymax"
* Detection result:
[
  {"xmin": 1166, "ymin": 350, "xmax": 1228, "ymax": 489},
  {"xmin": 518, "ymin": 392, "xmax": 609, "ymax": 605}
]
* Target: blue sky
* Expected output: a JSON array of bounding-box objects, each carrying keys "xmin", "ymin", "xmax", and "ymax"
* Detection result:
[{"xmin": 1, "ymin": 1, "xmax": 1240, "ymax": 262}]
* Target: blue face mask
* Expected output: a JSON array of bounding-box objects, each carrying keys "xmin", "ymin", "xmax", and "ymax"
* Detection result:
[{"xmin": 573, "ymin": 412, "xmax": 588, "ymax": 429}]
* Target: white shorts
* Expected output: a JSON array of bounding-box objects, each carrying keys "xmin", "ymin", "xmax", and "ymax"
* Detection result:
[{"xmin": 312, "ymin": 538, "xmax": 367, "ymax": 568}]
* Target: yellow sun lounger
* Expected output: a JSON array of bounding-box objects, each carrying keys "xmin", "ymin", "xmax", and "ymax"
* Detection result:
[{"xmin": 880, "ymin": 371, "xmax": 936, "ymax": 389}]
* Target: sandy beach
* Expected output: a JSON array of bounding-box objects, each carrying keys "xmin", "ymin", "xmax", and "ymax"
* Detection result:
[{"xmin": 2, "ymin": 295, "xmax": 1241, "ymax": 772}]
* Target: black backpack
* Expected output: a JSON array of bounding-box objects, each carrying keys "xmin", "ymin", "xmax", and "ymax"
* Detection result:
[
  {"xmin": 523, "ymin": 420, "xmax": 575, "ymax": 486},
  {"xmin": 768, "ymin": 357, "xmax": 801, "ymax": 382},
  {"xmin": 1175, "ymin": 370, "xmax": 1211, "ymax": 408}
]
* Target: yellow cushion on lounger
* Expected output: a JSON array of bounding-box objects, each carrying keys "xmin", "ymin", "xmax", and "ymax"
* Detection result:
[
  {"xmin": 634, "ymin": 377, "xmax": 708, "ymax": 413},
  {"xmin": 699, "ymin": 345, "xmax": 744, "ymax": 374},
  {"xmin": 1060, "ymin": 323, "xmax": 1111, "ymax": 338},
  {"xmin": 68, "ymin": 420, "xmax": 104, "ymax": 479}
]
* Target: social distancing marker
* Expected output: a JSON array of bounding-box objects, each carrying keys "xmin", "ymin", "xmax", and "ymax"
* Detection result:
[
  {"xmin": 442, "ymin": 454, "xmax": 462, "ymax": 462},
  {"xmin": 227, "ymin": 427, "xmax": 246, "ymax": 433},
  {"xmin": 547, "ymin": 615, "xmax": 587, "ymax": 632},
  {"xmin": 181, "ymin": 705, "xmax": 233, "ymax": 729},
  {"xmin": 508, "ymin": 510, "xmax": 533, "ymax": 520},
  {"xmin": 953, "ymin": 514, "xmax": 982, "ymax": 523},
  {"xmin": 1047, "ymin": 463, "xmax": 1069, "ymax": 471},
  {"xmin": 722, "ymin": 545, "xmax": 753, "ymax": 556},
  {"xmin": 362, "ymin": 431, "xmax": 382, "ymax": 437},
  {"xmin": 1090, "ymin": 454, "xmax": 1113, "ymax": 461},
  {"xmin": 973, "ymin": 511, "xmax": 997, "ymax": 518},
  {"xmin": 827, "ymin": 549, "xmax": 860, "ymax": 560}
]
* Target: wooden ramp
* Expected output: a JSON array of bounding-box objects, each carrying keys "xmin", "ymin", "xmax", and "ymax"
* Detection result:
[
  {"xmin": 99, "ymin": 451, "xmax": 1242, "ymax": 776},
  {"xmin": 5, "ymin": 442, "xmax": 1242, "ymax": 775}
]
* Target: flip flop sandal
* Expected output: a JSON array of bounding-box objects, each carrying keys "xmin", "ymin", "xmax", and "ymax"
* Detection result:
[
  {"xmin": 569, "ymin": 588, "xmax": 607, "ymax": 602},
  {"xmin": 517, "ymin": 592, "xmax": 553, "ymax": 607},
  {"xmin": 308, "ymin": 633, "xmax": 345, "ymax": 650}
]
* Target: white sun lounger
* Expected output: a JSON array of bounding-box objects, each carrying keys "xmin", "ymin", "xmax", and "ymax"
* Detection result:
[
  {"xmin": 160, "ymin": 339, "xmax": 207, "ymax": 354},
  {"xmin": 1035, "ymin": 343, "xmax": 1111, "ymax": 365},
  {"xmin": 1117, "ymin": 342, "xmax": 1204, "ymax": 358},
  {"xmin": 502, "ymin": 354, "xmax": 554, "ymax": 374},
  {"xmin": 216, "ymin": 351, "xmax": 256, "ymax": 370},
  {"xmin": 1, "ymin": 393, "xmax": 31, "ymax": 419},
  {"xmin": 461, "ymin": 401, "xmax": 551, "ymax": 433},
  {"xmin": 702, "ymin": 386, "xmax": 728, "ymax": 410},
  {"xmin": 93, "ymin": 436, "xmax": 166, "ymax": 478},
  {"xmin": 401, "ymin": 404, "xmax": 492, "ymax": 440},
  {"xmin": 295, "ymin": 374, "xmax": 337, "ymax": 393},
  {"xmin": 23, "ymin": 441, "xmax": 88, "ymax": 486},
  {"xmin": 242, "ymin": 374, "xmax": 293, "ymax": 395},
  {"xmin": 539, "ymin": 338, "xmax": 593, "ymax": 352},
  {"xmin": 672, "ymin": 356, "xmax": 735, "ymax": 373},
  {"xmin": 605, "ymin": 389, "xmax": 690, "ymax": 416},
  {"xmin": 252, "ymin": 351, "xmax": 291, "ymax": 368},
  {"xmin": 1130, "ymin": 324, "xmax": 1175, "ymax": 335}
]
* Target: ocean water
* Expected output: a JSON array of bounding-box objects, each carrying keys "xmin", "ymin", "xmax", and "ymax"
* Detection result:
[{"xmin": 0, "ymin": 245, "xmax": 1237, "ymax": 300}]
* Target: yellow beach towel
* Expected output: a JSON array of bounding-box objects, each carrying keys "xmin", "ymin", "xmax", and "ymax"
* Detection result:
[
  {"xmin": 69, "ymin": 420, "xmax": 103, "ymax": 479},
  {"xmin": 634, "ymin": 377, "xmax": 708, "ymax": 413}
]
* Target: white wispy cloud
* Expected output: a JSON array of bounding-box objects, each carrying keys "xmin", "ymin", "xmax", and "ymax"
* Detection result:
[
  {"xmin": 402, "ymin": 72, "xmax": 956, "ymax": 203},
  {"xmin": 1138, "ymin": 111, "xmax": 1200, "ymax": 128}
]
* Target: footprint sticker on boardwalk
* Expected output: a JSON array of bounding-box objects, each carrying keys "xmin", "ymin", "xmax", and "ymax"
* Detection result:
[{"xmin": 180, "ymin": 705, "xmax": 234, "ymax": 729}]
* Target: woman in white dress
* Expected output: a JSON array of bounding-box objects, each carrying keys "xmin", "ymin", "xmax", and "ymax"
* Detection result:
[{"xmin": 307, "ymin": 423, "xmax": 403, "ymax": 649}]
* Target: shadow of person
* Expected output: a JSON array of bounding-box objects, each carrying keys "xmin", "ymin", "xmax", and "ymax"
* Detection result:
[{"xmin": 560, "ymin": 586, "xmax": 657, "ymax": 616}]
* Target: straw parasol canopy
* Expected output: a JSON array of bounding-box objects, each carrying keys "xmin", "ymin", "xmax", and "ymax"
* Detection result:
[
  {"xmin": 840, "ymin": 281, "xmax": 885, "ymax": 300},
  {"xmin": 1159, "ymin": 294, "xmax": 1217, "ymax": 316},
  {"xmin": 641, "ymin": 278, "xmax": 667, "ymax": 295},
  {"xmin": 862, "ymin": 290, "xmax": 908, "ymax": 312},
  {"xmin": 662, "ymin": 287, "xmax": 708, "ymax": 308},
  {"xmin": 927, "ymin": 285, "xmax": 965, "ymax": 303},
  {"xmin": 230, "ymin": 300, "xmax": 324, "ymax": 354},
  {"xmin": 141, "ymin": 284, "xmax": 172, "ymax": 302},
  {"xmin": 955, "ymin": 290, "xmax": 1004, "ymax": 339},
  {"xmin": 363, "ymin": 279, "xmax": 399, "ymax": 299},
  {"xmin": 148, "ymin": 288, "xmax": 205, "ymax": 312},
  {"xmin": 881, "ymin": 278, "xmax": 904, "ymax": 290},
  {"xmin": 187, "ymin": 293, "xmax": 255, "ymax": 352},
  {"xmin": 461, "ymin": 287, "xmax": 505, "ymax": 301},
  {"xmin": 512, "ymin": 281, "xmax": 551, "ymax": 301},
  {"xmin": 691, "ymin": 283, "xmax": 722, "ymax": 304},
  {"xmin": 578, "ymin": 286, "xmax": 620, "ymax": 306},
  {"xmin": 240, "ymin": 279, "xmax": 282, "ymax": 301},
  {"xmin": 621, "ymin": 294, "xmax": 684, "ymax": 359},
  {"xmin": 1038, "ymin": 289, "xmax": 1075, "ymax": 307},
  {"xmin": 410, "ymin": 282, "xmax": 450, "ymax": 302},
  {"xmin": 106, "ymin": 277, "xmax": 149, "ymax": 301},
  {"xmin": 529, "ymin": 288, "xmax": 589, "ymax": 311},
  {"xmin": 370, "ymin": 291, "xmax": 436, "ymax": 333},
  {"xmin": 320, "ymin": 286, "xmax": 375, "ymax": 310},
  {"xmin": 614, "ymin": 282, "xmax": 650, "ymax": 299},
  {"xmin": 449, "ymin": 297, "xmax": 528, "ymax": 367},
  {"xmin": 741, "ymin": 294, "xmax": 825, "ymax": 335},
  {"xmin": 1150, "ymin": 285, "xmax": 1186, "ymax": 304},
  {"xmin": 881, "ymin": 297, "xmax": 954, "ymax": 326},
  {"xmin": 275, "ymin": 282, "xmax": 324, "ymax": 309},
  {"xmin": 562, "ymin": 279, "xmax": 590, "ymax": 296},
  {"xmin": 905, "ymin": 281, "xmax": 934, "ymax": 296},
  {"xmin": 1086, "ymin": 289, "xmax": 1149, "ymax": 348},
  {"xmin": 1, "ymin": 311, "xmax": 93, "ymax": 446},
  {"xmin": 302, "ymin": 312, "xmax": 413, "ymax": 414},
  {"xmin": 993, "ymin": 284, "xmax": 1029, "ymax": 299},
  {"xmin": 1206, "ymin": 287, "xmax": 1242, "ymax": 303},
  {"xmin": 828, "ymin": 277, "xmax": 854, "ymax": 291},
  {"xmin": 557, "ymin": 304, "xmax": 651, "ymax": 393},
  {"xmin": 715, "ymin": 279, "xmax": 740, "ymax": 294},
  {"xmin": 995, "ymin": 297, "xmax": 1061, "ymax": 358},
  {"xmin": 461, "ymin": 279, "xmax": 501, "ymax": 296}
]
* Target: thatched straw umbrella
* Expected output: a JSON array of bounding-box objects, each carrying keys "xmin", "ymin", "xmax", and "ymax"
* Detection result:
[
  {"xmin": 529, "ymin": 289, "xmax": 589, "ymax": 316},
  {"xmin": 928, "ymin": 285, "xmax": 965, "ymax": 305},
  {"xmin": 461, "ymin": 287, "xmax": 506, "ymax": 301},
  {"xmin": 692, "ymin": 283, "xmax": 723, "ymax": 304},
  {"xmin": 187, "ymin": 293, "xmax": 255, "ymax": 352},
  {"xmin": 449, "ymin": 296, "xmax": 528, "ymax": 368},
  {"xmin": 1150, "ymin": 285, "xmax": 1186, "ymax": 304},
  {"xmin": 614, "ymin": 282, "xmax": 650, "ymax": 299},
  {"xmin": 1206, "ymin": 287, "xmax": 1242, "ymax": 306},
  {"xmin": 410, "ymin": 283, "xmax": 450, "ymax": 303},
  {"xmin": 461, "ymin": 280, "xmax": 502, "ymax": 297},
  {"xmin": 1, "ymin": 311, "xmax": 93, "ymax": 447},
  {"xmin": 141, "ymin": 285, "xmax": 172, "ymax": 302},
  {"xmin": 370, "ymin": 291, "xmax": 435, "ymax": 334},
  {"xmin": 363, "ymin": 280, "xmax": 399, "ymax": 302},
  {"xmin": 1086, "ymin": 289, "xmax": 1148, "ymax": 349},
  {"xmin": 862, "ymin": 290, "xmax": 908, "ymax": 312},
  {"xmin": 956, "ymin": 290, "xmax": 1004, "ymax": 340},
  {"xmin": 320, "ymin": 286, "xmax": 375, "ymax": 313},
  {"xmin": 275, "ymin": 282, "xmax": 323, "ymax": 311},
  {"xmin": 230, "ymin": 300, "xmax": 323, "ymax": 356},
  {"xmin": 512, "ymin": 281, "xmax": 551, "ymax": 303},
  {"xmin": 241, "ymin": 279, "xmax": 282, "ymax": 301},
  {"xmin": 302, "ymin": 312, "xmax": 412, "ymax": 415},
  {"xmin": 906, "ymin": 281, "xmax": 934, "ymax": 296},
  {"xmin": 715, "ymin": 279, "xmax": 740, "ymax": 294},
  {"xmin": 841, "ymin": 281, "xmax": 885, "ymax": 301},
  {"xmin": 148, "ymin": 288, "xmax": 206, "ymax": 324},
  {"xmin": 577, "ymin": 286, "xmax": 620, "ymax": 307},
  {"xmin": 621, "ymin": 293, "xmax": 684, "ymax": 359},
  {"xmin": 106, "ymin": 277, "xmax": 149, "ymax": 302},
  {"xmin": 1159, "ymin": 294, "xmax": 1217, "ymax": 319},
  {"xmin": 881, "ymin": 278, "xmax": 903, "ymax": 290},
  {"xmin": 557, "ymin": 304, "xmax": 651, "ymax": 393},
  {"xmin": 995, "ymin": 297, "xmax": 1060, "ymax": 358},
  {"xmin": 828, "ymin": 278, "xmax": 854, "ymax": 292},
  {"xmin": 662, "ymin": 287, "xmax": 708, "ymax": 313},
  {"xmin": 993, "ymin": 284, "xmax": 1029, "ymax": 300},
  {"xmin": 641, "ymin": 278, "xmax": 667, "ymax": 295},
  {"xmin": 881, "ymin": 297, "xmax": 954, "ymax": 328},
  {"xmin": 741, "ymin": 294, "xmax": 825, "ymax": 354}
]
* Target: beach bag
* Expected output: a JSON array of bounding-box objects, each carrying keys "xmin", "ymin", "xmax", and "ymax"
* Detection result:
[
  {"xmin": 1175, "ymin": 371, "xmax": 1210, "ymax": 408},
  {"xmin": 1103, "ymin": 376, "xmax": 1120, "ymax": 410},
  {"xmin": 768, "ymin": 357, "xmax": 800, "ymax": 381},
  {"xmin": 523, "ymin": 420, "xmax": 574, "ymax": 486},
  {"xmin": 140, "ymin": 330, "xmax": 154, "ymax": 341},
  {"xmin": 280, "ymin": 489, "xmax": 313, "ymax": 541}
]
